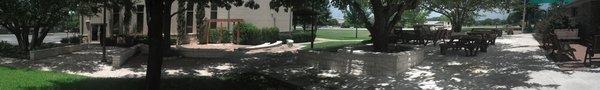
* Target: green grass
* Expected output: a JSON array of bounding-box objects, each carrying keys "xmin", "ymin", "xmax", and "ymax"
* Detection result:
[
  {"xmin": 316, "ymin": 30, "xmax": 371, "ymax": 40},
  {"xmin": 0, "ymin": 66, "xmax": 298, "ymax": 90},
  {"xmin": 305, "ymin": 41, "xmax": 365, "ymax": 52},
  {"xmin": 0, "ymin": 66, "xmax": 85, "ymax": 89}
]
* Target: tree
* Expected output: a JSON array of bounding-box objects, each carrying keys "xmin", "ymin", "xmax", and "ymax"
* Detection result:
[
  {"xmin": 507, "ymin": 5, "xmax": 543, "ymax": 26},
  {"xmin": 400, "ymin": 9, "xmax": 431, "ymax": 27},
  {"xmin": 0, "ymin": 0, "xmax": 101, "ymax": 50},
  {"xmin": 143, "ymin": 0, "xmax": 259, "ymax": 89},
  {"xmin": 271, "ymin": 0, "xmax": 333, "ymax": 30},
  {"xmin": 331, "ymin": 0, "xmax": 420, "ymax": 51},
  {"xmin": 341, "ymin": 3, "xmax": 369, "ymax": 28},
  {"xmin": 422, "ymin": 0, "xmax": 517, "ymax": 32}
]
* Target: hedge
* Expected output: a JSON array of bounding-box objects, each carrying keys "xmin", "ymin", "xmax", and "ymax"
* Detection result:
[
  {"xmin": 233, "ymin": 23, "xmax": 280, "ymax": 45},
  {"xmin": 291, "ymin": 30, "xmax": 314, "ymax": 43}
]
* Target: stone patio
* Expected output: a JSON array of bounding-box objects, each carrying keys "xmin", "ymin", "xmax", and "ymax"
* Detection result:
[{"xmin": 1, "ymin": 34, "xmax": 600, "ymax": 89}]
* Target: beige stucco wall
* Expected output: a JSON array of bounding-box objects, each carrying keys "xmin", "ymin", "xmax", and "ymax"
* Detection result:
[{"xmin": 79, "ymin": 0, "xmax": 291, "ymax": 42}]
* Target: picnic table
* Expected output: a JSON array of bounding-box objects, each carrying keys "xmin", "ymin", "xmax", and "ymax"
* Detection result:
[{"xmin": 440, "ymin": 34, "xmax": 493, "ymax": 56}]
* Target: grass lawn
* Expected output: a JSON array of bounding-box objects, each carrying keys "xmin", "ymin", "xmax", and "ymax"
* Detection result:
[
  {"xmin": 305, "ymin": 41, "xmax": 365, "ymax": 52},
  {"xmin": 316, "ymin": 30, "xmax": 371, "ymax": 40},
  {"xmin": 0, "ymin": 66, "xmax": 85, "ymax": 89},
  {"xmin": 0, "ymin": 66, "xmax": 297, "ymax": 90}
]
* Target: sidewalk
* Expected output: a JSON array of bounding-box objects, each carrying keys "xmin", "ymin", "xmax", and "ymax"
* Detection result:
[{"xmin": 400, "ymin": 34, "xmax": 600, "ymax": 90}]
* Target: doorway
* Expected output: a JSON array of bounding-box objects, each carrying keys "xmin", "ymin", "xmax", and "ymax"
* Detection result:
[{"xmin": 90, "ymin": 24, "xmax": 105, "ymax": 41}]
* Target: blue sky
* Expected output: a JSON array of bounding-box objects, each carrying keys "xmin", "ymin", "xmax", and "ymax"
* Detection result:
[{"xmin": 328, "ymin": 6, "xmax": 511, "ymax": 20}]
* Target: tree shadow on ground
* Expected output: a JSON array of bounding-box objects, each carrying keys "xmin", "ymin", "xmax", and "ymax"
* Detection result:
[
  {"xmin": 1, "ymin": 45, "xmax": 129, "ymax": 73},
  {"xmin": 388, "ymin": 43, "xmax": 564, "ymax": 89},
  {"xmin": 22, "ymin": 72, "xmax": 300, "ymax": 90}
]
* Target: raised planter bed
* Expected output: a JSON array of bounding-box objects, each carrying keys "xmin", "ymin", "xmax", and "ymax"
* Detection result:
[
  {"xmin": 29, "ymin": 44, "xmax": 84, "ymax": 60},
  {"xmin": 110, "ymin": 44, "xmax": 145, "ymax": 67},
  {"xmin": 298, "ymin": 44, "xmax": 426, "ymax": 74}
]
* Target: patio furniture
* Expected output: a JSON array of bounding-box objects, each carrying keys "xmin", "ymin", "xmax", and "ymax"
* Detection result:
[
  {"xmin": 439, "ymin": 35, "xmax": 485, "ymax": 56},
  {"xmin": 548, "ymin": 33, "xmax": 577, "ymax": 60},
  {"xmin": 584, "ymin": 35, "xmax": 600, "ymax": 64}
]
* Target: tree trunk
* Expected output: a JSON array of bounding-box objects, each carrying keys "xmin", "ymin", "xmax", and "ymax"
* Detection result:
[
  {"xmin": 369, "ymin": 26, "xmax": 389, "ymax": 52},
  {"xmin": 162, "ymin": 1, "xmax": 174, "ymax": 56},
  {"xmin": 451, "ymin": 21, "xmax": 462, "ymax": 32},
  {"xmin": 145, "ymin": 0, "xmax": 165, "ymax": 89},
  {"xmin": 31, "ymin": 27, "xmax": 40, "ymax": 49}
]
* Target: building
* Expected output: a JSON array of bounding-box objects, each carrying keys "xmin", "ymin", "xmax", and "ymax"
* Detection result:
[
  {"xmin": 79, "ymin": 0, "xmax": 292, "ymax": 42},
  {"xmin": 567, "ymin": 0, "xmax": 600, "ymax": 39}
]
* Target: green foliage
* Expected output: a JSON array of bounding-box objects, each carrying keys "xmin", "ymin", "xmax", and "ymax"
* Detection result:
[
  {"xmin": 232, "ymin": 23, "xmax": 280, "ymax": 45},
  {"xmin": 0, "ymin": 66, "xmax": 297, "ymax": 89},
  {"xmin": 0, "ymin": 66, "xmax": 85, "ymax": 89},
  {"xmin": 422, "ymin": 0, "xmax": 517, "ymax": 31},
  {"xmin": 291, "ymin": 31, "xmax": 314, "ymax": 43},
  {"xmin": 104, "ymin": 36, "xmax": 175, "ymax": 47},
  {"xmin": 60, "ymin": 36, "xmax": 83, "ymax": 44},
  {"xmin": 400, "ymin": 10, "xmax": 431, "ymax": 27},
  {"xmin": 0, "ymin": 41, "xmax": 28, "ymax": 59},
  {"xmin": 474, "ymin": 18, "xmax": 507, "ymax": 26},
  {"xmin": 207, "ymin": 29, "xmax": 233, "ymax": 43}
]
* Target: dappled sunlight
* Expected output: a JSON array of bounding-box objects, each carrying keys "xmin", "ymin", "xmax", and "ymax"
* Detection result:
[{"xmin": 495, "ymin": 34, "xmax": 542, "ymax": 53}]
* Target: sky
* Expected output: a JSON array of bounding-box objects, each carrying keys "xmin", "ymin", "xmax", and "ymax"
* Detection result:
[{"xmin": 328, "ymin": 6, "xmax": 511, "ymax": 20}]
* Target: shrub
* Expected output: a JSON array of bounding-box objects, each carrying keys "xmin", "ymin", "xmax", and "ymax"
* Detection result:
[
  {"xmin": 233, "ymin": 23, "xmax": 280, "ymax": 45},
  {"xmin": 0, "ymin": 41, "xmax": 28, "ymax": 59},
  {"xmin": 291, "ymin": 30, "xmax": 314, "ymax": 43},
  {"xmin": 209, "ymin": 29, "xmax": 232, "ymax": 43},
  {"xmin": 60, "ymin": 36, "xmax": 82, "ymax": 44},
  {"xmin": 197, "ymin": 28, "xmax": 234, "ymax": 44},
  {"xmin": 104, "ymin": 35, "xmax": 175, "ymax": 47}
]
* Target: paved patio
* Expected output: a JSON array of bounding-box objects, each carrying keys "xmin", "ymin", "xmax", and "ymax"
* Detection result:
[
  {"xmin": 1, "ymin": 33, "xmax": 600, "ymax": 89},
  {"xmin": 395, "ymin": 34, "xmax": 600, "ymax": 90}
]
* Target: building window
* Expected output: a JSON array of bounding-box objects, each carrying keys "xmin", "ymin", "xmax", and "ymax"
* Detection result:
[
  {"xmin": 186, "ymin": 12, "xmax": 194, "ymax": 34},
  {"xmin": 111, "ymin": 9, "xmax": 120, "ymax": 34},
  {"xmin": 136, "ymin": 13, "xmax": 143, "ymax": 33},
  {"xmin": 136, "ymin": 5, "xmax": 144, "ymax": 12}
]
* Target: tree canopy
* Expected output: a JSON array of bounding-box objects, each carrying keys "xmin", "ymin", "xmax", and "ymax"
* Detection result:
[
  {"xmin": 422, "ymin": 0, "xmax": 519, "ymax": 32},
  {"xmin": 0, "ymin": 0, "xmax": 105, "ymax": 50},
  {"xmin": 331, "ymin": 0, "xmax": 419, "ymax": 51}
]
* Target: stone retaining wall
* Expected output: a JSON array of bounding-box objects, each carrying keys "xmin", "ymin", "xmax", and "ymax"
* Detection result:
[
  {"xmin": 110, "ymin": 44, "xmax": 145, "ymax": 67},
  {"xmin": 299, "ymin": 45, "xmax": 426, "ymax": 74},
  {"xmin": 179, "ymin": 48, "xmax": 232, "ymax": 58},
  {"xmin": 29, "ymin": 44, "xmax": 84, "ymax": 60}
]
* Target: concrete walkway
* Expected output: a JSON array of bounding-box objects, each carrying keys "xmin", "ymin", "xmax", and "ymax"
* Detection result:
[{"xmin": 400, "ymin": 34, "xmax": 600, "ymax": 90}]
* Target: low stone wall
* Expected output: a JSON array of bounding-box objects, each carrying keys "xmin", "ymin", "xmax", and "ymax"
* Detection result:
[
  {"xmin": 29, "ymin": 44, "xmax": 84, "ymax": 60},
  {"xmin": 110, "ymin": 44, "xmax": 145, "ymax": 67},
  {"xmin": 179, "ymin": 48, "xmax": 232, "ymax": 58},
  {"xmin": 299, "ymin": 45, "xmax": 426, "ymax": 74}
]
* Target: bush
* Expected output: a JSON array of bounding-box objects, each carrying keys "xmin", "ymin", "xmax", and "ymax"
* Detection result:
[
  {"xmin": 0, "ymin": 41, "xmax": 28, "ymax": 59},
  {"xmin": 104, "ymin": 35, "xmax": 175, "ymax": 47},
  {"xmin": 233, "ymin": 23, "xmax": 280, "ymax": 45},
  {"xmin": 197, "ymin": 28, "xmax": 234, "ymax": 44},
  {"xmin": 60, "ymin": 36, "xmax": 82, "ymax": 44},
  {"xmin": 291, "ymin": 30, "xmax": 314, "ymax": 43}
]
